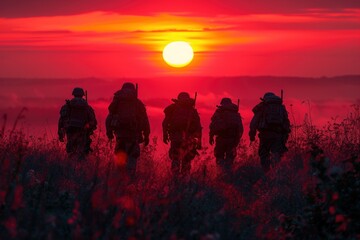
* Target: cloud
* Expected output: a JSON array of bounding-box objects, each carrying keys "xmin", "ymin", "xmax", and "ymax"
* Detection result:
[
  {"xmin": 1, "ymin": 11, "xmax": 358, "ymax": 58},
  {"xmin": 1, "ymin": 0, "xmax": 360, "ymax": 18},
  {"xmin": 0, "ymin": 9, "xmax": 359, "ymax": 78}
]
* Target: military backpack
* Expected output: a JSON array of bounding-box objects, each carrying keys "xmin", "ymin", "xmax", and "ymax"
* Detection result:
[{"xmin": 65, "ymin": 99, "xmax": 90, "ymax": 129}]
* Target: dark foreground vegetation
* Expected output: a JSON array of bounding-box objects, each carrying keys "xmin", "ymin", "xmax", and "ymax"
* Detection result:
[{"xmin": 0, "ymin": 105, "xmax": 359, "ymax": 239}]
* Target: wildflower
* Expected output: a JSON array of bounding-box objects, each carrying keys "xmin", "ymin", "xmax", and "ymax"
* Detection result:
[
  {"xmin": 335, "ymin": 214, "xmax": 345, "ymax": 223},
  {"xmin": 125, "ymin": 216, "xmax": 136, "ymax": 227},
  {"xmin": 332, "ymin": 192, "xmax": 339, "ymax": 201},
  {"xmin": 4, "ymin": 217, "xmax": 17, "ymax": 238},
  {"xmin": 329, "ymin": 206, "xmax": 336, "ymax": 215},
  {"xmin": 11, "ymin": 185, "xmax": 23, "ymax": 209}
]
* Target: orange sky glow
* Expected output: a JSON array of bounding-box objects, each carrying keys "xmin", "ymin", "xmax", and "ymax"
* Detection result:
[{"xmin": 0, "ymin": 6, "xmax": 359, "ymax": 77}]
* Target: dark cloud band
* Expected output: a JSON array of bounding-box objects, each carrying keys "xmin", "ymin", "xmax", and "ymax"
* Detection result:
[{"xmin": 1, "ymin": 0, "xmax": 360, "ymax": 18}]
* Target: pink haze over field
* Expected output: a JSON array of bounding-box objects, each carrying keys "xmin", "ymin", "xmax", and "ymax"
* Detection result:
[
  {"xmin": 0, "ymin": 0, "xmax": 359, "ymax": 142},
  {"xmin": 0, "ymin": 76, "xmax": 359, "ymax": 144}
]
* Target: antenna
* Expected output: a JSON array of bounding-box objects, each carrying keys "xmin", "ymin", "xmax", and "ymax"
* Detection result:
[
  {"xmin": 237, "ymin": 98, "xmax": 240, "ymax": 110},
  {"xmin": 281, "ymin": 89, "xmax": 284, "ymax": 101},
  {"xmin": 194, "ymin": 92, "xmax": 198, "ymax": 107},
  {"xmin": 136, "ymin": 83, "xmax": 138, "ymax": 98},
  {"xmin": 85, "ymin": 90, "xmax": 88, "ymax": 102}
]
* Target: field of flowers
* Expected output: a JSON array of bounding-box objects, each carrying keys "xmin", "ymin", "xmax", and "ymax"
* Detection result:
[{"xmin": 0, "ymin": 105, "xmax": 359, "ymax": 239}]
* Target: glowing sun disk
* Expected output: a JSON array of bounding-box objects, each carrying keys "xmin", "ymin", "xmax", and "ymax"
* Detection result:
[{"xmin": 162, "ymin": 41, "xmax": 194, "ymax": 68}]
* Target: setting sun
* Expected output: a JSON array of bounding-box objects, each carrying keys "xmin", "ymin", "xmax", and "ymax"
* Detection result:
[{"xmin": 162, "ymin": 41, "xmax": 194, "ymax": 68}]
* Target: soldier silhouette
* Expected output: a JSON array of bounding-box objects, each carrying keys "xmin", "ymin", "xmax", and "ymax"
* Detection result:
[
  {"xmin": 106, "ymin": 82, "xmax": 150, "ymax": 180},
  {"xmin": 58, "ymin": 87, "xmax": 97, "ymax": 158},
  {"xmin": 209, "ymin": 98, "xmax": 243, "ymax": 178},
  {"xmin": 249, "ymin": 92, "xmax": 290, "ymax": 172},
  {"xmin": 162, "ymin": 92, "xmax": 202, "ymax": 178}
]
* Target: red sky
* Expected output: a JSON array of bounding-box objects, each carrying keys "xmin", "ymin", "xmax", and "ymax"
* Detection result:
[
  {"xmin": 0, "ymin": 1, "xmax": 359, "ymax": 140},
  {"xmin": 0, "ymin": 0, "xmax": 359, "ymax": 77}
]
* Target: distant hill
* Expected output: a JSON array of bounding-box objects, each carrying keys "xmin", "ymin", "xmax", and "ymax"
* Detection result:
[{"xmin": 0, "ymin": 75, "xmax": 359, "ymax": 137}]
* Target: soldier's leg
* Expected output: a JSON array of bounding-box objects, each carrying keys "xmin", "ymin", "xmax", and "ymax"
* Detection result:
[
  {"xmin": 66, "ymin": 132, "xmax": 75, "ymax": 154},
  {"xmin": 214, "ymin": 137, "xmax": 226, "ymax": 165},
  {"xmin": 270, "ymin": 135, "xmax": 283, "ymax": 166},
  {"xmin": 66, "ymin": 129, "xmax": 85, "ymax": 159},
  {"xmin": 272, "ymin": 152, "xmax": 281, "ymax": 166},
  {"xmin": 126, "ymin": 142, "xmax": 140, "ymax": 180},
  {"xmin": 225, "ymin": 143, "xmax": 236, "ymax": 168},
  {"xmin": 170, "ymin": 141, "xmax": 181, "ymax": 175},
  {"xmin": 70, "ymin": 130, "xmax": 86, "ymax": 160},
  {"xmin": 214, "ymin": 137, "xmax": 228, "ymax": 179},
  {"xmin": 220, "ymin": 139, "xmax": 236, "ymax": 181},
  {"xmin": 84, "ymin": 134, "xmax": 92, "ymax": 155},
  {"xmin": 114, "ymin": 139, "xmax": 128, "ymax": 169},
  {"xmin": 78, "ymin": 131, "xmax": 87, "ymax": 159},
  {"xmin": 66, "ymin": 127, "xmax": 79, "ymax": 155},
  {"xmin": 181, "ymin": 146, "xmax": 198, "ymax": 176},
  {"xmin": 259, "ymin": 137, "xmax": 271, "ymax": 173},
  {"xmin": 114, "ymin": 138, "xmax": 126, "ymax": 154},
  {"xmin": 181, "ymin": 157, "xmax": 191, "ymax": 176}
]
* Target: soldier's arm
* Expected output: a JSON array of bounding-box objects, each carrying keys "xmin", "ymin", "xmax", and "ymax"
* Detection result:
[
  {"xmin": 161, "ymin": 117, "xmax": 168, "ymax": 133},
  {"xmin": 162, "ymin": 105, "xmax": 174, "ymax": 143},
  {"xmin": 238, "ymin": 114, "xmax": 244, "ymax": 139},
  {"xmin": 139, "ymin": 101, "xmax": 150, "ymax": 138},
  {"xmin": 249, "ymin": 113, "xmax": 260, "ymax": 138},
  {"xmin": 88, "ymin": 106, "xmax": 97, "ymax": 131},
  {"xmin": 249, "ymin": 104, "xmax": 263, "ymax": 139},
  {"xmin": 162, "ymin": 105, "xmax": 173, "ymax": 133},
  {"xmin": 193, "ymin": 109, "xmax": 202, "ymax": 138},
  {"xmin": 108, "ymin": 92, "xmax": 120, "ymax": 113},
  {"xmin": 105, "ymin": 114, "xmax": 114, "ymax": 139},
  {"xmin": 283, "ymin": 106, "xmax": 291, "ymax": 133},
  {"xmin": 58, "ymin": 104, "xmax": 68, "ymax": 138},
  {"xmin": 209, "ymin": 111, "xmax": 218, "ymax": 138},
  {"xmin": 194, "ymin": 110, "xmax": 202, "ymax": 149}
]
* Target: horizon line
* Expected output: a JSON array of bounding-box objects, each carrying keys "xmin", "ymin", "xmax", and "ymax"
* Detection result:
[{"xmin": 0, "ymin": 74, "xmax": 359, "ymax": 80}]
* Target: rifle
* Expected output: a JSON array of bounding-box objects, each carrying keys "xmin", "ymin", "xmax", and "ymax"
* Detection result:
[
  {"xmin": 108, "ymin": 138, "xmax": 113, "ymax": 149},
  {"xmin": 194, "ymin": 92, "xmax": 197, "ymax": 107},
  {"xmin": 185, "ymin": 92, "xmax": 198, "ymax": 137},
  {"xmin": 136, "ymin": 83, "xmax": 138, "ymax": 98},
  {"xmin": 237, "ymin": 98, "xmax": 240, "ymax": 111},
  {"xmin": 85, "ymin": 90, "xmax": 88, "ymax": 103},
  {"xmin": 135, "ymin": 83, "xmax": 140, "ymax": 143},
  {"xmin": 193, "ymin": 92, "xmax": 201, "ymax": 149},
  {"xmin": 281, "ymin": 89, "xmax": 283, "ymax": 101}
]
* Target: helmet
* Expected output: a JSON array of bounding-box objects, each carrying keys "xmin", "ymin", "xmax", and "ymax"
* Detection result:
[
  {"xmin": 177, "ymin": 92, "xmax": 190, "ymax": 100},
  {"xmin": 263, "ymin": 92, "xmax": 275, "ymax": 99},
  {"xmin": 72, "ymin": 87, "xmax": 85, "ymax": 97},
  {"xmin": 220, "ymin": 97, "xmax": 232, "ymax": 105},
  {"xmin": 121, "ymin": 82, "xmax": 136, "ymax": 91}
]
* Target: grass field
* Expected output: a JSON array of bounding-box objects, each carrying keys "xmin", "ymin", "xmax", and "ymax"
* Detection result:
[{"xmin": 0, "ymin": 105, "xmax": 359, "ymax": 239}]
